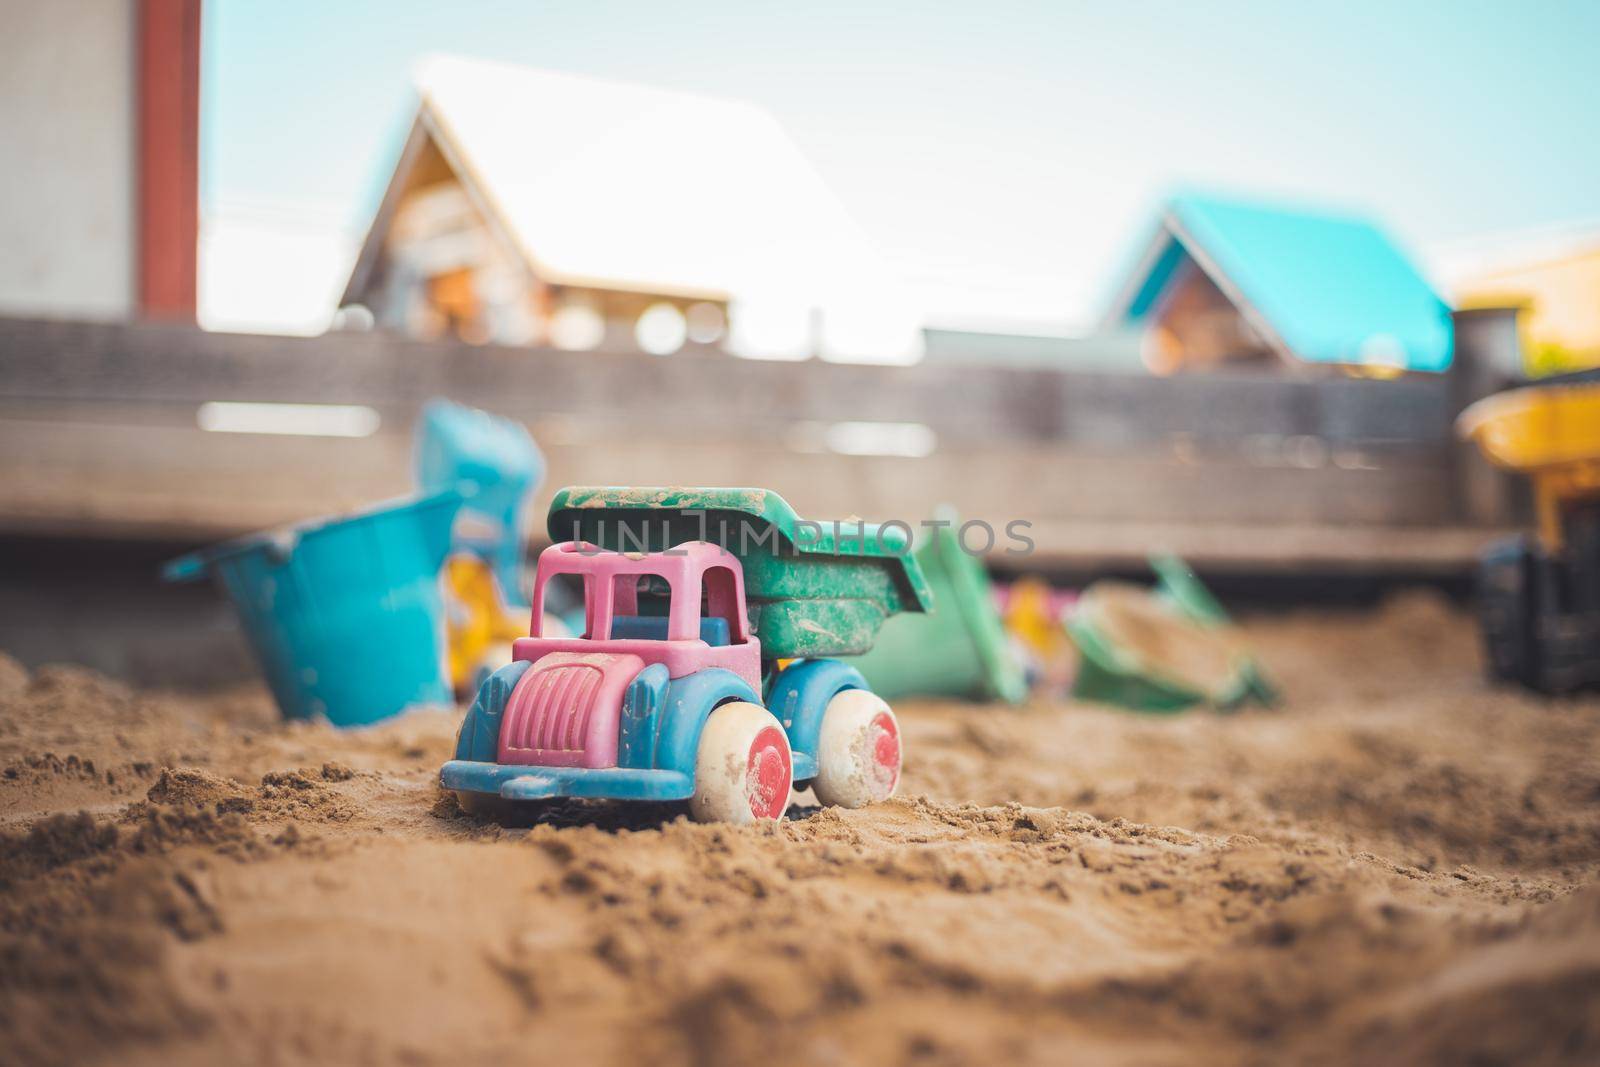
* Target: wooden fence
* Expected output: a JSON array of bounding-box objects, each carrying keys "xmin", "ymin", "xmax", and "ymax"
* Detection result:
[{"xmin": 0, "ymin": 315, "xmax": 1515, "ymax": 571}]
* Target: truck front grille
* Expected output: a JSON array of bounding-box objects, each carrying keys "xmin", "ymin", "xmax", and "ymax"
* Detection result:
[{"xmin": 499, "ymin": 661, "xmax": 606, "ymax": 767}]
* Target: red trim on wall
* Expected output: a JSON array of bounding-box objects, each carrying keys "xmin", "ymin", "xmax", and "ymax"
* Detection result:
[{"xmin": 137, "ymin": 0, "xmax": 201, "ymax": 320}]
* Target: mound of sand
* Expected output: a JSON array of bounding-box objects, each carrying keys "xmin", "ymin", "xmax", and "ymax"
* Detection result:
[{"xmin": 2, "ymin": 593, "xmax": 1599, "ymax": 1066}]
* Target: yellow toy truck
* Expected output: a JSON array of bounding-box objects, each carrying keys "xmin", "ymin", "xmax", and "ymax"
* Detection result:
[{"xmin": 1458, "ymin": 369, "xmax": 1600, "ymax": 693}]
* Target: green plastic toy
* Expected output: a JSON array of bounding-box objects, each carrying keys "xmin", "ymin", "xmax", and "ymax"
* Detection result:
[
  {"xmin": 842, "ymin": 515, "xmax": 1027, "ymax": 704},
  {"xmin": 1069, "ymin": 555, "xmax": 1276, "ymax": 713},
  {"xmin": 546, "ymin": 486, "xmax": 931, "ymax": 658}
]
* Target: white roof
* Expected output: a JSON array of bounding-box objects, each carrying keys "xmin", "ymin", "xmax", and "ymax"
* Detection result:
[{"xmin": 408, "ymin": 56, "xmax": 922, "ymax": 361}]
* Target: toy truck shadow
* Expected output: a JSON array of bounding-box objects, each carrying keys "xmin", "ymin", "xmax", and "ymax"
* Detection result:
[{"xmin": 441, "ymin": 487, "xmax": 931, "ymax": 824}]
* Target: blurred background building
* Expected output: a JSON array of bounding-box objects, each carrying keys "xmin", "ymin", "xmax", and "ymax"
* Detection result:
[
  {"xmin": 0, "ymin": 0, "xmax": 200, "ymax": 322},
  {"xmin": 1454, "ymin": 234, "xmax": 1600, "ymax": 377},
  {"xmin": 339, "ymin": 57, "xmax": 923, "ymax": 361},
  {"xmin": 1103, "ymin": 194, "xmax": 1453, "ymax": 378}
]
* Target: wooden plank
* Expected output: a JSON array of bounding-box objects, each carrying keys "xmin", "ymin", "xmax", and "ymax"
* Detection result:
[
  {"xmin": 0, "ymin": 316, "xmax": 1455, "ymax": 447},
  {"xmin": 0, "ymin": 402, "xmax": 1476, "ymax": 563},
  {"xmin": 0, "ymin": 316, "xmax": 1508, "ymax": 571},
  {"xmin": 1005, "ymin": 519, "xmax": 1510, "ymax": 572}
]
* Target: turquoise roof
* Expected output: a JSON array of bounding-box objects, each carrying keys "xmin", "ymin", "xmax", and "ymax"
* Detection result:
[{"xmin": 1121, "ymin": 194, "xmax": 1454, "ymax": 372}]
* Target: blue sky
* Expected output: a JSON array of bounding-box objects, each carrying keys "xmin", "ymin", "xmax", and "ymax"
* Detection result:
[{"xmin": 201, "ymin": 0, "xmax": 1600, "ymax": 331}]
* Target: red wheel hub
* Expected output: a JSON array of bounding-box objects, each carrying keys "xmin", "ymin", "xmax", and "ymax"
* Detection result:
[
  {"xmin": 744, "ymin": 726, "xmax": 791, "ymax": 820},
  {"xmin": 870, "ymin": 712, "xmax": 901, "ymax": 793}
]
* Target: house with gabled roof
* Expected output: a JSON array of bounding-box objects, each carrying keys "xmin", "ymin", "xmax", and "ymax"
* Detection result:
[
  {"xmin": 340, "ymin": 56, "xmax": 921, "ymax": 361},
  {"xmin": 1105, "ymin": 193, "xmax": 1454, "ymax": 376}
]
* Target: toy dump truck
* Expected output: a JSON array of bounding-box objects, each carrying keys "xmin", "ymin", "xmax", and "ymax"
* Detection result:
[
  {"xmin": 1458, "ymin": 371, "xmax": 1600, "ymax": 693},
  {"xmin": 441, "ymin": 487, "xmax": 931, "ymax": 823}
]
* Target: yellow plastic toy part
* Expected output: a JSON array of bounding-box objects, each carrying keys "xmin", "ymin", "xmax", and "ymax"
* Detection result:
[
  {"xmin": 1004, "ymin": 579, "xmax": 1065, "ymax": 656},
  {"xmin": 441, "ymin": 554, "xmax": 529, "ymax": 696},
  {"xmin": 1003, "ymin": 577, "xmax": 1075, "ymax": 690},
  {"xmin": 1457, "ymin": 382, "xmax": 1600, "ymax": 551}
]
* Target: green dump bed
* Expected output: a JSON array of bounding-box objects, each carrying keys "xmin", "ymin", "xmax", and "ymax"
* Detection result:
[{"xmin": 547, "ymin": 486, "xmax": 931, "ymax": 659}]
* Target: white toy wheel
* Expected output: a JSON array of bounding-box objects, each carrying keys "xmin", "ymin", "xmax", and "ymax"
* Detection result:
[
  {"xmin": 689, "ymin": 701, "xmax": 793, "ymax": 824},
  {"xmin": 812, "ymin": 689, "xmax": 901, "ymax": 808}
]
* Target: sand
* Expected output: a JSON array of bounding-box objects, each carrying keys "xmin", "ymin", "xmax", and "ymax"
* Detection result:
[{"xmin": 2, "ymin": 590, "xmax": 1599, "ymax": 1066}]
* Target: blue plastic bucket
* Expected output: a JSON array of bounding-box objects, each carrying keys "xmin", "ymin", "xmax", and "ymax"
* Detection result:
[
  {"xmin": 415, "ymin": 400, "xmax": 544, "ymax": 602},
  {"xmin": 164, "ymin": 491, "xmax": 465, "ymax": 726}
]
